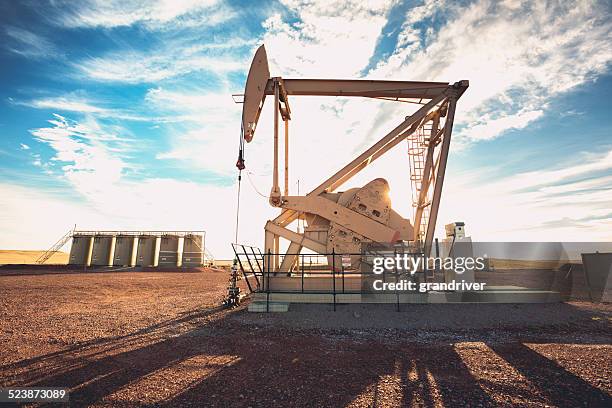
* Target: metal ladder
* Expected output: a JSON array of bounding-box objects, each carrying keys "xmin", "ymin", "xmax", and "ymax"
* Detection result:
[
  {"xmin": 407, "ymin": 126, "xmax": 431, "ymax": 242},
  {"xmin": 36, "ymin": 228, "xmax": 74, "ymax": 264}
]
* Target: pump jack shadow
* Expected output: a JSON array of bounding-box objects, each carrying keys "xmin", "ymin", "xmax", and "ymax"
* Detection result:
[{"xmin": 1, "ymin": 304, "xmax": 610, "ymax": 407}]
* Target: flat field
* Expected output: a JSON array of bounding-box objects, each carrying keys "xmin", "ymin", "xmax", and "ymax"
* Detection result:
[
  {"xmin": 0, "ymin": 250, "xmax": 68, "ymax": 265},
  {"xmin": 0, "ymin": 268, "xmax": 610, "ymax": 407}
]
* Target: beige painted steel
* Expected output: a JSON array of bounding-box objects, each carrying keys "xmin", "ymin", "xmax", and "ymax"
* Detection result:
[
  {"xmin": 68, "ymin": 235, "xmax": 93, "ymax": 265},
  {"xmin": 242, "ymin": 45, "xmax": 270, "ymax": 142},
  {"xmin": 284, "ymin": 118, "xmax": 289, "ymax": 196},
  {"xmin": 241, "ymin": 45, "xmax": 468, "ymax": 274},
  {"xmin": 264, "ymin": 79, "xmax": 449, "ymax": 99},
  {"xmin": 113, "ymin": 235, "xmax": 138, "ymax": 266},
  {"xmin": 137, "ymin": 235, "xmax": 158, "ymax": 267},
  {"xmin": 91, "ymin": 235, "xmax": 115, "ymax": 266},
  {"xmin": 281, "ymin": 195, "xmax": 399, "ymax": 243},
  {"xmin": 251, "ymin": 289, "xmax": 562, "ymax": 305},
  {"xmin": 177, "ymin": 236, "xmax": 184, "ymax": 267},
  {"xmin": 424, "ymin": 95, "xmax": 459, "ymax": 256},
  {"xmin": 270, "ymin": 78, "xmax": 281, "ymax": 205},
  {"xmin": 265, "ymin": 221, "xmax": 327, "ymax": 254},
  {"xmin": 182, "ymin": 234, "xmax": 204, "ymax": 267},
  {"xmin": 108, "ymin": 236, "xmax": 116, "ymax": 266}
]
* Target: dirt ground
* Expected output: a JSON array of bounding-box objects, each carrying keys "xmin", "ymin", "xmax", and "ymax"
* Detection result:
[{"xmin": 0, "ymin": 269, "xmax": 610, "ymax": 407}]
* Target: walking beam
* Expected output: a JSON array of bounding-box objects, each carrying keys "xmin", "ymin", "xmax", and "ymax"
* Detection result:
[{"xmin": 265, "ymin": 79, "xmax": 450, "ymax": 99}]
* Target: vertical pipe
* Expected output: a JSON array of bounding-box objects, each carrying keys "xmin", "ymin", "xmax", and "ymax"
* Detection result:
[
  {"xmin": 332, "ymin": 249, "xmax": 336, "ymax": 311},
  {"xmin": 284, "ymin": 119, "xmax": 289, "ymax": 196},
  {"xmin": 153, "ymin": 236, "xmax": 161, "ymax": 267},
  {"xmin": 85, "ymin": 236, "xmax": 94, "ymax": 267},
  {"xmin": 270, "ymin": 79, "xmax": 281, "ymax": 204},
  {"xmin": 264, "ymin": 229, "xmax": 275, "ymax": 273},
  {"xmin": 266, "ymin": 250, "xmax": 271, "ymax": 312},
  {"xmin": 177, "ymin": 237, "xmax": 184, "ymax": 267},
  {"xmin": 108, "ymin": 235, "xmax": 116, "ymax": 267},
  {"xmin": 130, "ymin": 236, "xmax": 138, "ymax": 267}
]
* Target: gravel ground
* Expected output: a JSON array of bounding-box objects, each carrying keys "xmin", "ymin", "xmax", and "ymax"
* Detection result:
[{"xmin": 0, "ymin": 269, "xmax": 610, "ymax": 407}]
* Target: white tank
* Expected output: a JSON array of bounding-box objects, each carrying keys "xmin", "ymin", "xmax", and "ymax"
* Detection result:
[
  {"xmin": 91, "ymin": 235, "xmax": 115, "ymax": 266},
  {"xmin": 113, "ymin": 235, "xmax": 138, "ymax": 266},
  {"xmin": 159, "ymin": 235, "xmax": 180, "ymax": 267},
  {"xmin": 69, "ymin": 234, "xmax": 93, "ymax": 265},
  {"xmin": 182, "ymin": 234, "xmax": 203, "ymax": 267},
  {"xmin": 137, "ymin": 235, "xmax": 159, "ymax": 267}
]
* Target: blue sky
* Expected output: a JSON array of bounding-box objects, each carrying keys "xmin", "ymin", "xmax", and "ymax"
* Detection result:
[{"xmin": 0, "ymin": 0, "xmax": 611, "ymax": 257}]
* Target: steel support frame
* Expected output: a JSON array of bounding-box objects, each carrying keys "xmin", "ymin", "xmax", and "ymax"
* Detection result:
[{"xmin": 259, "ymin": 74, "xmax": 467, "ymax": 272}]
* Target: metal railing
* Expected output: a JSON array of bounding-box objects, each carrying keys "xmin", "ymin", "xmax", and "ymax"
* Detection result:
[
  {"xmin": 72, "ymin": 230, "xmax": 206, "ymax": 237},
  {"xmin": 231, "ymin": 243, "xmax": 264, "ymax": 292},
  {"xmin": 36, "ymin": 228, "xmax": 74, "ymax": 264},
  {"xmin": 244, "ymin": 248, "xmax": 427, "ymax": 312}
]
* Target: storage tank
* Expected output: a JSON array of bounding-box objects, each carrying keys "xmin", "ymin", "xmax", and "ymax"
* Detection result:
[
  {"xmin": 182, "ymin": 234, "xmax": 204, "ymax": 267},
  {"xmin": 159, "ymin": 235, "xmax": 181, "ymax": 267},
  {"xmin": 113, "ymin": 235, "xmax": 138, "ymax": 266},
  {"xmin": 91, "ymin": 235, "xmax": 116, "ymax": 266},
  {"xmin": 69, "ymin": 234, "xmax": 94, "ymax": 265},
  {"xmin": 137, "ymin": 235, "xmax": 160, "ymax": 267}
]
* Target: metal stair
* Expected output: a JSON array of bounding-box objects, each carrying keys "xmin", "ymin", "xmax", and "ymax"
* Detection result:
[{"xmin": 36, "ymin": 228, "xmax": 74, "ymax": 264}]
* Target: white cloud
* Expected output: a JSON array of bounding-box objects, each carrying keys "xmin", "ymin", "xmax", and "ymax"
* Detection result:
[
  {"xmin": 5, "ymin": 0, "xmax": 612, "ymax": 256},
  {"xmin": 0, "ymin": 177, "xmax": 274, "ymax": 257},
  {"xmin": 262, "ymin": 0, "xmax": 396, "ymax": 77},
  {"xmin": 145, "ymin": 87, "xmax": 249, "ymax": 175},
  {"xmin": 4, "ymin": 26, "xmax": 59, "ymax": 59},
  {"xmin": 459, "ymin": 108, "xmax": 544, "ymax": 142},
  {"xmin": 23, "ymin": 113, "xmax": 274, "ymax": 256},
  {"xmin": 437, "ymin": 149, "xmax": 612, "ymax": 241},
  {"xmin": 26, "ymin": 97, "xmax": 108, "ymax": 114},
  {"xmin": 372, "ymin": 0, "xmax": 612, "ymax": 142},
  {"xmin": 14, "ymin": 94, "xmax": 177, "ymax": 122},
  {"xmin": 77, "ymin": 45, "xmax": 248, "ymax": 83},
  {"xmin": 56, "ymin": 0, "xmax": 233, "ymax": 29},
  {"xmin": 29, "ymin": 114, "xmax": 130, "ymax": 199}
]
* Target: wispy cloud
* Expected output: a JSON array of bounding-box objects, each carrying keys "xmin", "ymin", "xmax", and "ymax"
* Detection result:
[
  {"xmin": 371, "ymin": 0, "xmax": 612, "ymax": 143},
  {"xmin": 76, "ymin": 43, "xmax": 249, "ymax": 83},
  {"xmin": 13, "ymin": 110, "xmax": 273, "ymax": 255},
  {"xmin": 29, "ymin": 114, "xmax": 132, "ymax": 199},
  {"xmin": 14, "ymin": 95, "xmax": 170, "ymax": 122},
  {"xmin": 54, "ymin": 0, "xmax": 234, "ymax": 29},
  {"xmin": 24, "ymin": 97, "xmax": 108, "ymax": 114},
  {"xmin": 3, "ymin": 26, "xmax": 60, "ymax": 59}
]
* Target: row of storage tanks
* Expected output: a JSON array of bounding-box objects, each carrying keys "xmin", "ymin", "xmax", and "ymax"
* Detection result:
[{"xmin": 69, "ymin": 233, "xmax": 204, "ymax": 267}]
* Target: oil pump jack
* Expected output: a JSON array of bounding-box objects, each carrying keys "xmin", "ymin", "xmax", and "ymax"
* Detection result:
[{"xmin": 236, "ymin": 45, "xmax": 468, "ymax": 276}]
